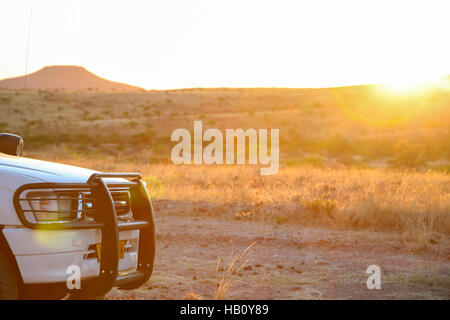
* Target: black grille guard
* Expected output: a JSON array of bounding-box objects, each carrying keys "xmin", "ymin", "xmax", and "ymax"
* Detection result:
[{"xmin": 13, "ymin": 172, "xmax": 156, "ymax": 295}]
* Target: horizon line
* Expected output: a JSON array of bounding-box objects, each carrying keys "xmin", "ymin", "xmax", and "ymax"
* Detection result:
[{"xmin": 1, "ymin": 65, "xmax": 449, "ymax": 92}]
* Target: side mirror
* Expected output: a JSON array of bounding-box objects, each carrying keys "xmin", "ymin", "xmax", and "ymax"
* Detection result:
[{"xmin": 0, "ymin": 133, "xmax": 24, "ymax": 156}]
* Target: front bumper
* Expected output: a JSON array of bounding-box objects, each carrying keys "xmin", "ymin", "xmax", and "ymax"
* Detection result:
[{"xmin": 3, "ymin": 228, "xmax": 139, "ymax": 283}]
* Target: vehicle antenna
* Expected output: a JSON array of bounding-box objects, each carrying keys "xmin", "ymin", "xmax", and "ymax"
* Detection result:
[{"xmin": 24, "ymin": 0, "xmax": 34, "ymax": 89}]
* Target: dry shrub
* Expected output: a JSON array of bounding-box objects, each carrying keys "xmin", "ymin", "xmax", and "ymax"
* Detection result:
[
  {"xmin": 392, "ymin": 139, "xmax": 427, "ymax": 168},
  {"xmin": 214, "ymin": 242, "xmax": 255, "ymax": 300},
  {"xmin": 303, "ymin": 199, "xmax": 337, "ymax": 218}
]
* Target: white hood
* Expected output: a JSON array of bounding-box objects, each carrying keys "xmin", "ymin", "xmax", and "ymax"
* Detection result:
[
  {"xmin": 0, "ymin": 153, "xmax": 131, "ymax": 225},
  {"xmin": 0, "ymin": 153, "xmax": 97, "ymax": 186}
]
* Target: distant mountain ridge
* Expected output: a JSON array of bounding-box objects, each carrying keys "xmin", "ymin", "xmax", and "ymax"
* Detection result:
[{"xmin": 0, "ymin": 65, "xmax": 143, "ymax": 91}]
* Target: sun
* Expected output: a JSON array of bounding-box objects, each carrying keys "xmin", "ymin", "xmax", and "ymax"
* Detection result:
[
  {"xmin": 379, "ymin": 74, "xmax": 443, "ymax": 95},
  {"xmin": 384, "ymin": 78, "xmax": 428, "ymax": 92}
]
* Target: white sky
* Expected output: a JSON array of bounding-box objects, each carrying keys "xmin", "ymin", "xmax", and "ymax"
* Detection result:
[{"xmin": 0, "ymin": 0, "xmax": 449, "ymax": 89}]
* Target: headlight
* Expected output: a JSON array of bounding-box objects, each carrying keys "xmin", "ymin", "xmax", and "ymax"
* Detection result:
[{"xmin": 26, "ymin": 191, "xmax": 77, "ymax": 223}]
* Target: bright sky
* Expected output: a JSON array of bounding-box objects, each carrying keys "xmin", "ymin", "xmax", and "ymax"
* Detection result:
[{"xmin": 0, "ymin": 0, "xmax": 449, "ymax": 90}]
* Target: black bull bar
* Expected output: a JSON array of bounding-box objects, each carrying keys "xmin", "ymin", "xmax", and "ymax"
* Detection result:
[{"xmin": 13, "ymin": 173, "xmax": 156, "ymax": 296}]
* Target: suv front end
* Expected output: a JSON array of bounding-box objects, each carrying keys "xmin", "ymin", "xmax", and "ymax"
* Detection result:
[{"xmin": 2, "ymin": 172, "xmax": 156, "ymax": 299}]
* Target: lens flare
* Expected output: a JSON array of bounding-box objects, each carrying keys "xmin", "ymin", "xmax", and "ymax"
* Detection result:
[
  {"xmin": 33, "ymin": 230, "xmax": 79, "ymax": 251},
  {"xmin": 378, "ymin": 74, "xmax": 445, "ymax": 95}
]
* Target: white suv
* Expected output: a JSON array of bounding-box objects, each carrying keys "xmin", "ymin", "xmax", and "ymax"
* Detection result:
[{"xmin": 0, "ymin": 133, "xmax": 156, "ymax": 299}]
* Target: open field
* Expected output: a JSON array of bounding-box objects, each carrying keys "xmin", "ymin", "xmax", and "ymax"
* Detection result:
[
  {"xmin": 24, "ymin": 152, "xmax": 450, "ymax": 250},
  {"xmin": 2, "ymin": 85, "xmax": 450, "ymax": 299},
  {"xmin": 23, "ymin": 152, "xmax": 450, "ymax": 299},
  {"xmin": 1, "ymin": 84, "xmax": 450, "ymax": 170},
  {"xmin": 108, "ymin": 213, "xmax": 449, "ymax": 299}
]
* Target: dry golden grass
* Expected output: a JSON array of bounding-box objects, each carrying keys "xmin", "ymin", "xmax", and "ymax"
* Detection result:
[
  {"xmin": 2, "ymin": 87, "xmax": 450, "ymax": 168},
  {"xmin": 27, "ymin": 146, "xmax": 450, "ymax": 251},
  {"xmin": 4, "ymin": 86, "xmax": 449, "ymax": 300},
  {"xmin": 213, "ymin": 242, "xmax": 255, "ymax": 300}
]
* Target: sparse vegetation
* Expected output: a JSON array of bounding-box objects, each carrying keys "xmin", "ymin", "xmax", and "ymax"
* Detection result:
[
  {"xmin": 1, "ymin": 85, "xmax": 449, "ymax": 299},
  {"xmin": 214, "ymin": 243, "xmax": 255, "ymax": 300},
  {"xmin": 0, "ymin": 86, "xmax": 448, "ymax": 170},
  {"xmin": 23, "ymin": 147, "xmax": 450, "ymax": 252}
]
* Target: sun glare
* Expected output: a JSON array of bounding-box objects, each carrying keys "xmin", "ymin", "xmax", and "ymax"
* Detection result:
[{"xmin": 379, "ymin": 74, "xmax": 445, "ymax": 95}]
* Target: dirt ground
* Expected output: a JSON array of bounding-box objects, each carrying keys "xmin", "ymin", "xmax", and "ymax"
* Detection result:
[{"xmin": 106, "ymin": 200, "xmax": 450, "ymax": 300}]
